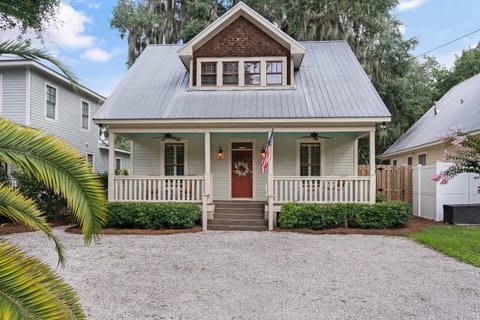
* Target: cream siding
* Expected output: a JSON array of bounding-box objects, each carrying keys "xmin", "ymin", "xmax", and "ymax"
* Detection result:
[{"xmin": 131, "ymin": 133, "xmax": 356, "ymax": 201}]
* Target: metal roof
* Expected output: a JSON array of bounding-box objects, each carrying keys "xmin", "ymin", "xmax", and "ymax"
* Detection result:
[
  {"xmin": 94, "ymin": 41, "xmax": 390, "ymax": 121},
  {"xmin": 383, "ymin": 73, "xmax": 480, "ymax": 157}
]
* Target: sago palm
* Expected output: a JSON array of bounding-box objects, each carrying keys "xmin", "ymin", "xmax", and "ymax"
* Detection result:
[{"xmin": 0, "ymin": 118, "xmax": 107, "ymax": 319}]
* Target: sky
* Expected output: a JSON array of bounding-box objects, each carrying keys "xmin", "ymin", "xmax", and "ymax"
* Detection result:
[{"xmin": 2, "ymin": 0, "xmax": 480, "ymax": 97}]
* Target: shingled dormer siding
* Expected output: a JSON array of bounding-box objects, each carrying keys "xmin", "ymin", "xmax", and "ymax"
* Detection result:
[{"xmin": 192, "ymin": 16, "xmax": 291, "ymax": 86}]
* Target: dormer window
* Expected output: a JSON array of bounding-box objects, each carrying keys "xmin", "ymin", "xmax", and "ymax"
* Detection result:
[
  {"xmin": 266, "ymin": 61, "xmax": 282, "ymax": 85},
  {"xmin": 245, "ymin": 61, "xmax": 260, "ymax": 85},
  {"xmin": 223, "ymin": 62, "xmax": 239, "ymax": 85},
  {"xmin": 201, "ymin": 62, "xmax": 217, "ymax": 86}
]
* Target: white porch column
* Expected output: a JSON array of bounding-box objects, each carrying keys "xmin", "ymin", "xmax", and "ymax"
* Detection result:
[
  {"xmin": 369, "ymin": 129, "xmax": 376, "ymax": 203},
  {"xmin": 203, "ymin": 131, "xmax": 211, "ymax": 231},
  {"xmin": 108, "ymin": 131, "xmax": 116, "ymax": 201},
  {"xmin": 268, "ymin": 133, "xmax": 274, "ymax": 231}
]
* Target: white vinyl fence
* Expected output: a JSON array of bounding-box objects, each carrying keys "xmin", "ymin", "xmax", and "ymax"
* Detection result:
[{"xmin": 413, "ymin": 161, "xmax": 480, "ymax": 221}]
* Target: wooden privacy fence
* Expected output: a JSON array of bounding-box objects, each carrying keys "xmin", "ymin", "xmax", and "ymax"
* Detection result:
[{"xmin": 358, "ymin": 165, "xmax": 412, "ymax": 204}]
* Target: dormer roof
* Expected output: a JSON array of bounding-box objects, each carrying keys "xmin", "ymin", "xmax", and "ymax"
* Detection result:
[{"xmin": 177, "ymin": 1, "xmax": 305, "ymax": 70}]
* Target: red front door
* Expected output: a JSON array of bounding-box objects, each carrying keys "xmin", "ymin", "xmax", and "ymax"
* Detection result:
[{"xmin": 231, "ymin": 149, "xmax": 253, "ymax": 198}]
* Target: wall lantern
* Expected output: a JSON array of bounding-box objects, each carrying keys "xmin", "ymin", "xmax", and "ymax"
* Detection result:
[
  {"xmin": 261, "ymin": 146, "xmax": 266, "ymax": 158},
  {"xmin": 216, "ymin": 146, "xmax": 225, "ymax": 160}
]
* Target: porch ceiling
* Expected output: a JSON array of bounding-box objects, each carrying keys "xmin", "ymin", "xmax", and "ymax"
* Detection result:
[{"xmin": 124, "ymin": 131, "xmax": 361, "ymax": 138}]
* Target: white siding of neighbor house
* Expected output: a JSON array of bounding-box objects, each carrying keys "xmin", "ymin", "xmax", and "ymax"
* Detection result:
[
  {"xmin": 28, "ymin": 70, "xmax": 106, "ymax": 172},
  {"xmin": 130, "ymin": 133, "xmax": 356, "ymax": 201},
  {"xmin": 0, "ymin": 69, "xmax": 27, "ymax": 125},
  {"xmin": 97, "ymin": 149, "xmax": 131, "ymax": 174}
]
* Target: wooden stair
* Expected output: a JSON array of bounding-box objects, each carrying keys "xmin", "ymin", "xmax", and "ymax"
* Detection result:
[{"xmin": 208, "ymin": 201, "xmax": 267, "ymax": 231}]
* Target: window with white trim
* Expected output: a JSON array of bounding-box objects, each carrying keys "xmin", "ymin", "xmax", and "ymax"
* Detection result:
[
  {"xmin": 86, "ymin": 153, "xmax": 94, "ymax": 171},
  {"xmin": 300, "ymin": 143, "xmax": 321, "ymax": 176},
  {"xmin": 266, "ymin": 61, "xmax": 282, "ymax": 85},
  {"xmin": 115, "ymin": 158, "xmax": 122, "ymax": 171},
  {"xmin": 407, "ymin": 156, "xmax": 413, "ymax": 165},
  {"xmin": 165, "ymin": 143, "xmax": 184, "ymax": 176},
  {"xmin": 46, "ymin": 85, "xmax": 56, "ymax": 119},
  {"xmin": 418, "ymin": 154, "xmax": 427, "ymax": 166},
  {"xmin": 81, "ymin": 101, "xmax": 89, "ymax": 129},
  {"xmin": 244, "ymin": 61, "xmax": 261, "ymax": 85},
  {"xmin": 223, "ymin": 62, "xmax": 238, "ymax": 85},
  {"xmin": 201, "ymin": 62, "xmax": 217, "ymax": 85}
]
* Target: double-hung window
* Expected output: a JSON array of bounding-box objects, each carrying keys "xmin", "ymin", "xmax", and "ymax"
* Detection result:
[
  {"xmin": 300, "ymin": 143, "xmax": 321, "ymax": 176},
  {"xmin": 244, "ymin": 61, "xmax": 261, "ymax": 85},
  {"xmin": 46, "ymin": 85, "xmax": 56, "ymax": 119},
  {"xmin": 223, "ymin": 62, "xmax": 238, "ymax": 85},
  {"xmin": 165, "ymin": 143, "xmax": 184, "ymax": 176},
  {"xmin": 201, "ymin": 62, "xmax": 217, "ymax": 85},
  {"xmin": 266, "ymin": 61, "xmax": 283, "ymax": 85},
  {"xmin": 81, "ymin": 101, "xmax": 89, "ymax": 129},
  {"xmin": 418, "ymin": 154, "xmax": 427, "ymax": 166}
]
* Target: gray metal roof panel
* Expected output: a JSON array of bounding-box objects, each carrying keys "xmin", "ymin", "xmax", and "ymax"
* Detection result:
[
  {"xmin": 95, "ymin": 41, "xmax": 390, "ymax": 120},
  {"xmin": 383, "ymin": 73, "xmax": 480, "ymax": 156}
]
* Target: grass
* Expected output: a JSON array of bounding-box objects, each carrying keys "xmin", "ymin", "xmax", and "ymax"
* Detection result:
[{"xmin": 409, "ymin": 225, "xmax": 480, "ymax": 267}]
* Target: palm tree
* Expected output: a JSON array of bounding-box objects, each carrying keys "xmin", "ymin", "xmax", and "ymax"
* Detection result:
[{"xmin": 0, "ymin": 116, "xmax": 107, "ymax": 318}]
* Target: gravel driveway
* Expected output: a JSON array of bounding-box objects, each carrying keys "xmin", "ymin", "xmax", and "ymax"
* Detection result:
[{"xmin": 4, "ymin": 228, "xmax": 480, "ymax": 320}]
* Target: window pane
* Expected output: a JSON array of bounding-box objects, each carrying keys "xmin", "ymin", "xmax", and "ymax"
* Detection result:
[
  {"xmin": 407, "ymin": 157, "xmax": 413, "ymax": 165},
  {"xmin": 223, "ymin": 74, "xmax": 238, "ymax": 85},
  {"xmin": 232, "ymin": 143, "xmax": 252, "ymax": 149},
  {"xmin": 267, "ymin": 62, "xmax": 282, "ymax": 73},
  {"xmin": 46, "ymin": 85, "xmax": 56, "ymax": 119},
  {"xmin": 165, "ymin": 143, "xmax": 184, "ymax": 176},
  {"xmin": 201, "ymin": 75, "xmax": 216, "ymax": 85},
  {"xmin": 223, "ymin": 62, "xmax": 238, "ymax": 73},
  {"xmin": 418, "ymin": 154, "xmax": 426, "ymax": 165},
  {"xmin": 245, "ymin": 62, "xmax": 261, "ymax": 85},
  {"xmin": 201, "ymin": 62, "xmax": 217, "ymax": 86},
  {"xmin": 115, "ymin": 159, "xmax": 121, "ymax": 170},
  {"xmin": 82, "ymin": 102, "xmax": 89, "ymax": 129},
  {"xmin": 267, "ymin": 74, "xmax": 282, "ymax": 85},
  {"xmin": 245, "ymin": 74, "xmax": 260, "ymax": 85}
]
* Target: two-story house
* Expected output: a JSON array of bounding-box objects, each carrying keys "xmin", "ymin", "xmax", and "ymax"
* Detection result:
[{"xmin": 0, "ymin": 58, "xmax": 130, "ymax": 174}]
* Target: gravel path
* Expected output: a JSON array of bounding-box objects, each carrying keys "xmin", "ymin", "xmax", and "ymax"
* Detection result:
[{"xmin": 4, "ymin": 228, "xmax": 480, "ymax": 320}]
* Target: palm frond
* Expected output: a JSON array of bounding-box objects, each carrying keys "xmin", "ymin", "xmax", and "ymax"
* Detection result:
[
  {"xmin": 0, "ymin": 118, "xmax": 107, "ymax": 244},
  {"xmin": 0, "ymin": 40, "xmax": 79, "ymax": 88},
  {"xmin": 0, "ymin": 240, "xmax": 85, "ymax": 320},
  {"xmin": 0, "ymin": 182, "xmax": 65, "ymax": 264}
]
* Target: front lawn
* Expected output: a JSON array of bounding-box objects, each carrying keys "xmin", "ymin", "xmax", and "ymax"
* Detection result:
[{"xmin": 409, "ymin": 225, "xmax": 480, "ymax": 267}]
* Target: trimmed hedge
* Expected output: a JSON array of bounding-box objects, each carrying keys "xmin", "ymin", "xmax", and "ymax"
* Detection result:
[
  {"xmin": 106, "ymin": 202, "xmax": 201, "ymax": 229},
  {"xmin": 278, "ymin": 202, "xmax": 411, "ymax": 230}
]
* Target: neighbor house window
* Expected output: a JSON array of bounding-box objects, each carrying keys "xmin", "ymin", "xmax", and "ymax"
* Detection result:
[
  {"xmin": 223, "ymin": 62, "xmax": 238, "ymax": 85},
  {"xmin": 418, "ymin": 154, "xmax": 427, "ymax": 166},
  {"xmin": 81, "ymin": 101, "xmax": 89, "ymax": 129},
  {"xmin": 244, "ymin": 61, "xmax": 261, "ymax": 85},
  {"xmin": 46, "ymin": 85, "xmax": 56, "ymax": 119},
  {"xmin": 201, "ymin": 62, "xmax": 217, "ymax": 85},
  {"xmin": 266, "ymin": 61, "xmax": 283, "ymax": 85},
  {"xmin": 407, "ymin": 156, "xmax": 413, "ymax": 165},
  {"xmin": 165, "ymin": 143, "xmax": 184, "ymax": 176},
  {"xmin": 392, "ymin": 159, "xmax": 398, "ymax": 166},
  {"xmin": 115, "ymin": 158, "xmax": 122, "ymax": 171},
  {"xmin": 300, "ymin": 143, "xmax": 321, "ymax": 176},
  {"xmin": 86, "ymin": 153, "xmax": 94, "ymax": 171}
]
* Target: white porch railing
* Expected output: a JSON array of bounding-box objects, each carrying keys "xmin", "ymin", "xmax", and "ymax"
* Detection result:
[
  {"xmin": 272, "ymin": 176, "xmax": 371, "ymax": 203},
  {"xmin": 113, "ymin": 176, "xmax": 205, "ymax": 202}
]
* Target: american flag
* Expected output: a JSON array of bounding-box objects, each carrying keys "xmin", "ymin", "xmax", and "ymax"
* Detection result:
[{"xmin": 261, "ymin": 129, "xmax": 274, "ymax": 173}]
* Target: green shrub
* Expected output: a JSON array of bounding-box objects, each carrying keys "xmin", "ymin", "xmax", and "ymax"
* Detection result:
[
  {"xmin": 11, "ymin": 171, "xmax": 67, "ymax": 221},
  {"xmin": 106, "ymin": 202, "xmax": 201, "ymax": 229},
  {"xmin": 376, "ymin": 193, "xmax": 385, "ymax": 203},
  {"xmin": 279, "ymin": 202, "xmax": 411, "ymax": 230}
]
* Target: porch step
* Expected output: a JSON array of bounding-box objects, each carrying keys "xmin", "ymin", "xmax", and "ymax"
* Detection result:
[{"xmin": 208, "ymin": 201, "xmax": 267, "ymax": 231}]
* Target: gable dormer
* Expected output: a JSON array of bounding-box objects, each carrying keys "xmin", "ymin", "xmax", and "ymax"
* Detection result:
[{"xmin": 177, "ymin": 2, "xmax": 305, "ymax": 89}]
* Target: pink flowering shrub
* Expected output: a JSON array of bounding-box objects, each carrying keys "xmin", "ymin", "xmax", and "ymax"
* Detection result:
[{"xmin": 432, "ymin": 129, "xmax": 480, "ymax": 184}]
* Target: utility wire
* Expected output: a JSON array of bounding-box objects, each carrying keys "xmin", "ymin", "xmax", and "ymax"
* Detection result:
[{"xmin": 415, "ymin": 28, "xmax": 480, "ymax": 58}]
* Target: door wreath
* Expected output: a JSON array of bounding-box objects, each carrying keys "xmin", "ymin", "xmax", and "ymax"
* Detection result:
[{"xmin": 234, "ymin": 161, "xmax": 250, "ymax": 176}]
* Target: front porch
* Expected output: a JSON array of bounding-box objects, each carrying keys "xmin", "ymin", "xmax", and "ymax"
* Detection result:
[{"xmin": 106, "ymin": 128, "xmax": 377, "ymax": 231}]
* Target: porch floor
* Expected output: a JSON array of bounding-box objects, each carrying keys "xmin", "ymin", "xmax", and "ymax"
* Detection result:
[{"xmin": 208, "ymin": 201, "xmax": 267, "ymax": 231}]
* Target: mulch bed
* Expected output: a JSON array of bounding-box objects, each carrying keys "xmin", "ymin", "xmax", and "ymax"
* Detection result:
[
  {"xmin": 274, "ymin": 216, "xmax": 446, "ymax": 236},
  {"xmin": 1, "ymin": 216, "xmax": 444, "ymax": 236}
]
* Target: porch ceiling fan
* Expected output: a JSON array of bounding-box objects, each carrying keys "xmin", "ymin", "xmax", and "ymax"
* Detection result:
[
  {"xmin": 152, "ymin": 133, "xmax": 183, "ymax": 141},
  {"xmin": 300, "ymin": 132, "xmax": 331, "ymax": 140}
]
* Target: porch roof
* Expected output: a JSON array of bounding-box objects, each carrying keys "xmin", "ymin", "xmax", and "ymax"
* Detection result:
[{"xmin": 94, "ymin": 41, "xmax": 390, "ymax": 122}]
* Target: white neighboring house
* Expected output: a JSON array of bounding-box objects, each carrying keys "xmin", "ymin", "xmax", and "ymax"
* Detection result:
[{"xmin": 0, "ymin": 58, "xmax": 130, "ymax": 174}]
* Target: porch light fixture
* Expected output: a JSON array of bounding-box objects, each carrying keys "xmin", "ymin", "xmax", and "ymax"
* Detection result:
[
  {"xmin": 261, "ymin": 146, "xmax": 266, "ymax": 158},
  {"xmin": 216, "ymin": 146, "xmax": 225, "ymax": 160}
]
